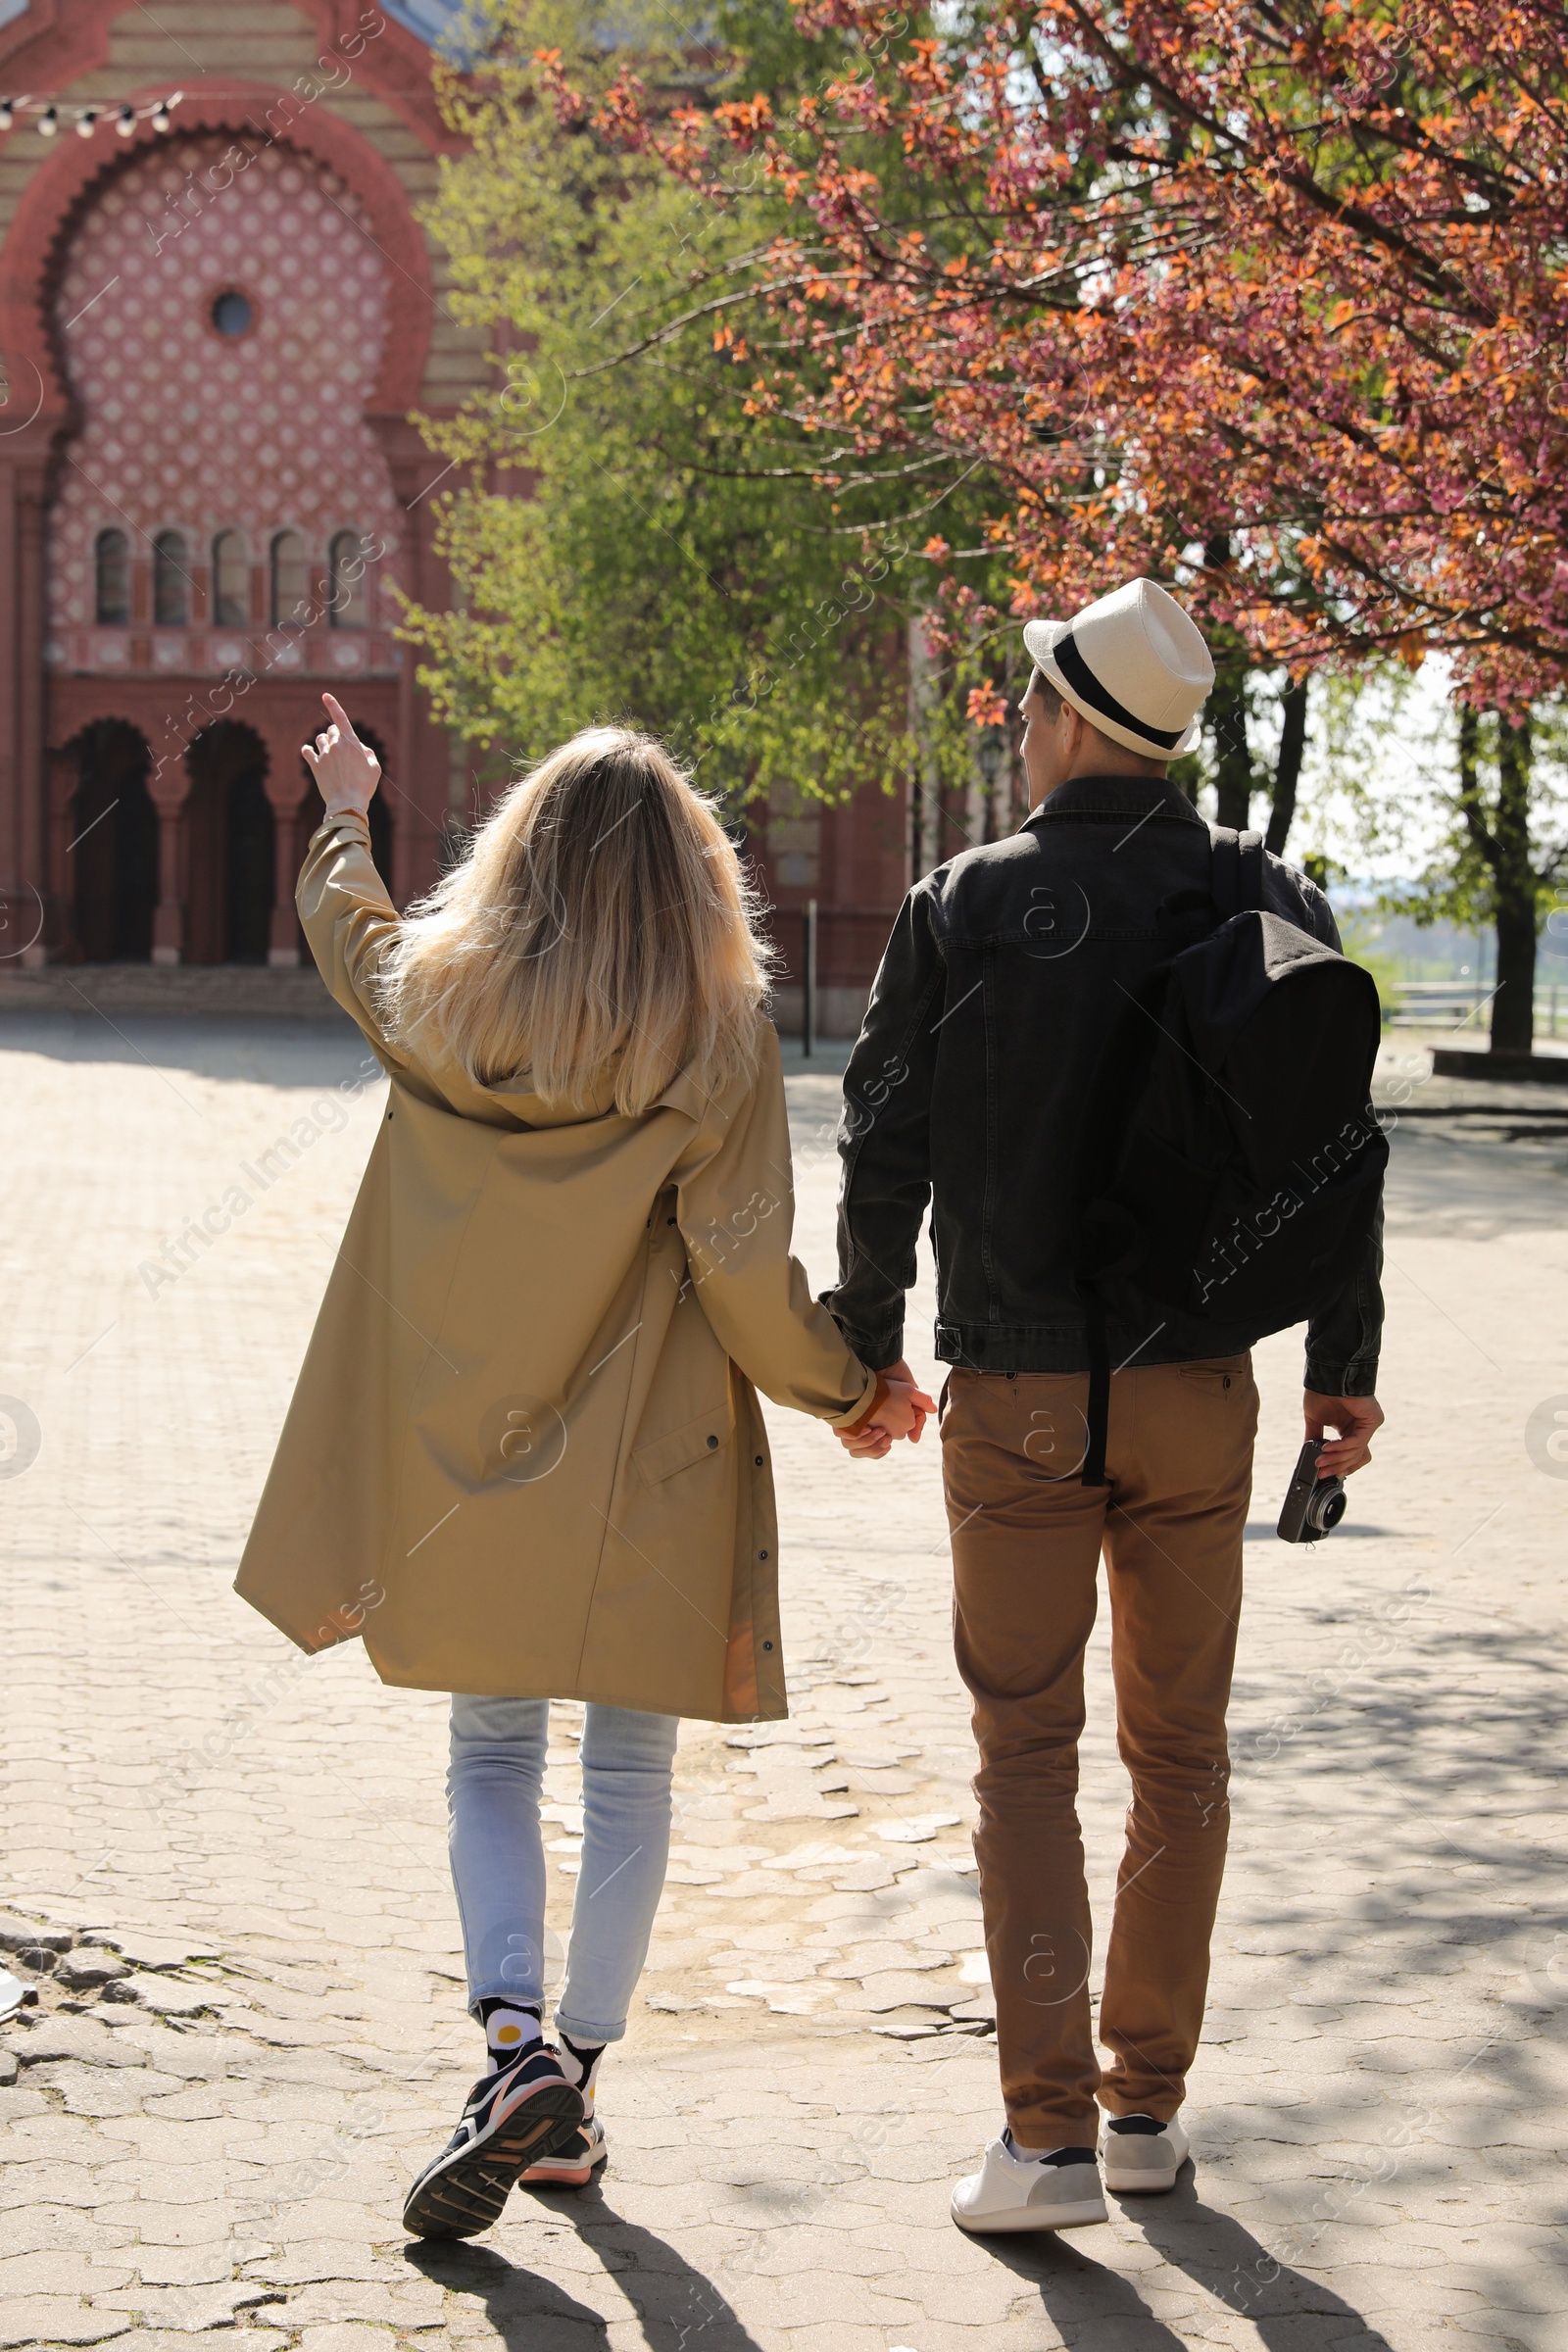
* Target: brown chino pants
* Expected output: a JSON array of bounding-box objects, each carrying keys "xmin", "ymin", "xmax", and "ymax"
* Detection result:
[{"xmin": 941, "ymin": 1357, "xmax": 1257, "ymax": 2149}]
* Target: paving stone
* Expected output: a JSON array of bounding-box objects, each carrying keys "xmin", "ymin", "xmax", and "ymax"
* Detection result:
[
  {"xmin": 843, "ymin": 1972, "xmax": 967, "ymax": 2014},
  {"xmin": 10, "ymin": 2017, "xmax": 145, "ymax": 2070},
  {"xmin": 0, "ymin": 2303, "xmax": 132, "ymax": 2348},
  {"xmin": 56, "ymin": 1949, "xmax": 131, "ymax": 1990},
  {"xmin": 0, "ymin": 1025, "xmax": 1562, "ymax": 2352},
  {"xmin": 0, "ymin": 1915, "xmax": 74, "ymax": 1955},
  {"xmin": 108, "ymin": 2338, "xmax": 290, "ymax": 2352},
  {"xmin": 0, "ymin": 2254, "xmax": 137, "ymax": 2299},
  {"xmin": 127, "ymin": 2250, "xmax": 245, "ymax": 2287},
  {"xmin": 292, "ymin": 2330, "xmax": 400, "ymax": 2352}
]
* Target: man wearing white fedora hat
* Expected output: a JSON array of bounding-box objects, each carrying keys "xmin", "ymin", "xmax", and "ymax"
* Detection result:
[{"xmin": 825, "ymin": 576, "xmax": 1385, "ymax": 2233}]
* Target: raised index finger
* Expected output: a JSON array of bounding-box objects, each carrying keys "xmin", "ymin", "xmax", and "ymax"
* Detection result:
[{"xmin": 320, "ymin": 691, "xmax": 359, "ymax": 740}]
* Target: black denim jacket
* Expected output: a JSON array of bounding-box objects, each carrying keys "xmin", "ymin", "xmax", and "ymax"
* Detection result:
[{"xmin": 821, "ymin": 775, "xmax": 1385, "ymax": 1396}]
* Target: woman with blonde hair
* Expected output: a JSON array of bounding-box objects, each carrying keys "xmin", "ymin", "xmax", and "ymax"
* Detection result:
[{"xmin": 237, "ymin": 693, "xmax": 928, "ymax": 2240}]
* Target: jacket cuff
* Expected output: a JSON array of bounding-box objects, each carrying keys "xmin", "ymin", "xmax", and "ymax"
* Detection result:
[
  {"xmin": 821, "ymin": 1298, "xmax": 906, "ymax": 1373},
  {"xmin": 832, "ymin": 1370, "xmax": 885, "ymax": 1431},
  {"xmin": 1304, "ymin": 1356, "xmax": 1380, "ymax": 1398}
]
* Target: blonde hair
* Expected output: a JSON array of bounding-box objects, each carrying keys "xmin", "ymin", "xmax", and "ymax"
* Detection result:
[{"xmin": 376, "ymin": 726, "xmax": 774, "ymax": 1114}]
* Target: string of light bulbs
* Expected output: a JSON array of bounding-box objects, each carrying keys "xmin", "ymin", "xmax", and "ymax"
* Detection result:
[{"xmin": 0, "ymin": 92, "xmax": 183, "ymax": 138}]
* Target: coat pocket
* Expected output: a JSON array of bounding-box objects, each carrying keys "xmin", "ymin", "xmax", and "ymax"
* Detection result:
[{"xmin": 633, "ymin": 1400, "xmax": 736, "ymax": 1486}]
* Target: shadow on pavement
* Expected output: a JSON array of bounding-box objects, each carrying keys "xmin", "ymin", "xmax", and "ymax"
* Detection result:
[
  {"xmin": 0, "ymin": 1007, "xmax": 364, "ymax": 1083},
  {"xmin": 1125, "ymin": 2177, "xmax": 1397, "ymax": 2347},
  {"xmin": 975, "ymin": 2223, "xmax": 1190, "ymax": 2348},
  {"xmin": 981, "ymin": 2173, "xmax": 1396, "ymax": 2349},
  {"xmin": 404, "ymin": 2235, "xmax": 611, "ymax": 2349},
  {"xmin": 405, "ymin": 2189, "xmax": 767, "ymax": 2352}
]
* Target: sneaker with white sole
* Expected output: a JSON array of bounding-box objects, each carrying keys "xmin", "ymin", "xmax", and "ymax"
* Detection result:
[
  {"xmin": 951, "ymin": 2133, "xmax": 1107, "ymax": 2233},
  {"xmin": 402, "ymin": 2042, "xmax": 584, "ymax": 2238},
  {"xmin": 1101, "ymin": 2111, "xmax": 1191, "ymax": 2192},
  {"xmin": 522, "ymin": 2032, "xmax": 608, "ymax": 2190},
  {"xmin": 520, "ymin": 2109, "xmax": 609, "ymax": 2187}
]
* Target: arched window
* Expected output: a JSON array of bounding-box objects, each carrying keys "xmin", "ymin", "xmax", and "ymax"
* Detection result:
[
  {"xmin": 270, "ymin": 530, "xmax": 309, "ymax": 630},
  {"xmin": 94, "ymin": 528, "xmax": 129, "ymax": 625},
  {"xmin": 328, "ymin": 530, "xmax": 370, "ymax": 628},
  {"xmin": 153, "ymin": 530, "xmax": 188, "ymax": 626},
  {"xmin": 212, "ymin": 531, "xmax": 248, "ymax": 629}
]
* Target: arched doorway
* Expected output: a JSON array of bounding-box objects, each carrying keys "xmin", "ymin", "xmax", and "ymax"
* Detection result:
[
  {"xmin": 184, "ymin": 722, "xmax": 274, "ymax": 965},
  {"xmin": 71, "ymin": 721, "xmax": 159, "ymax": 961}
]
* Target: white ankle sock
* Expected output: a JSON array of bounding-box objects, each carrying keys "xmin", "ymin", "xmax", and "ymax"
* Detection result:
[
  {"xmin": 480, "ymin": 2001, "xmax": 542, "ymax": 2072},
  {"xmin": 559, "ymin": 2031, "xmax": 605, "ymax": 2113},
  {"xmin": 1005, "ymin": 2130, "xmax": 1093, "ymax": 2165}
]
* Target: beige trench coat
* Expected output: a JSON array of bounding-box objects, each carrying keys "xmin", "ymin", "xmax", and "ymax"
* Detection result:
[{"xmin": 234, "ymin": 813, "xmax": 875, "ymax": 1722}]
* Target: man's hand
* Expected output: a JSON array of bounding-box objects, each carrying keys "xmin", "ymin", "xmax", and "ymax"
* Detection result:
[
  {"xmin": 303, "ymin": 691, "xmax": 381, "ymax": 818},
  {"xmin": 1304, "ymin": 1390, "xmax": 1384, "ymax": 1478},
  {"xmin": 837, "ymin": 1359, "xmax": 938, "ymax": 1461}
]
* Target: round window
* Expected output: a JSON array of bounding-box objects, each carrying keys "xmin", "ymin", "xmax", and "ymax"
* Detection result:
[{"xmin": 211, "ymin": 289, "xmax": 254, "ymax": 338}]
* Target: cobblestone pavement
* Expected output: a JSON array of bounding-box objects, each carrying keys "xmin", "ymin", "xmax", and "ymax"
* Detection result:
[{"xmin": 2, "ymin": 1011, "xmax": 1566, "ymax": 2352}]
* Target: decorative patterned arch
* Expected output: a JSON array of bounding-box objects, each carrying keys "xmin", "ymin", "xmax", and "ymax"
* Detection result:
[
  {"xmin": 0, "ymin": 81, "xmax": 435, "ymax": 429},
  {"xmin": 50, "ymin": 694, "xmax": 157, "ymax": 748},
  {"xmin": 0, "ymin": 0, "xmax": 457, "ymax": 151}
]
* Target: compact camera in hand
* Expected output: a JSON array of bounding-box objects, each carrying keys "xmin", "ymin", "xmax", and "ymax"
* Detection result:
[{"xmin": 1276, "ymin": 1438, "xmax": 1348, "ymax": 1544}]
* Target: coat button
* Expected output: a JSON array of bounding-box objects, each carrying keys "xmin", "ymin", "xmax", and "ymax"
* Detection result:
[
  {"xmin": 754, "ymin": 1454, "xmax": 763, "ymax": 1467},
  {"xmin": 1223, "ymin": 1376, "xmax": 1232, "ymax": 1390},
  {"xmin": 762, "ymin": 1641, "xmax": 774, "ymax": 1651},
  {"xmin": 759, "ymin": 1549, "xmax": 768, "ymax": 1560},
  {"xmin": 707, "ymin": 1434, "xmax": 718, "ymax": 1448}
]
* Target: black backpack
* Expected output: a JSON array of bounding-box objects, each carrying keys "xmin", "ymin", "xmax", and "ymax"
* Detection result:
[{"xmin": 1072, "ymin": 827, "xmax": 1387, "ymax": 1485}]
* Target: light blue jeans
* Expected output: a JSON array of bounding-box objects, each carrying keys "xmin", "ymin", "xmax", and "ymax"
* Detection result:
[{"xmin": 446, "ymin": 1695, "xmax": 679, "ymax": 2046}]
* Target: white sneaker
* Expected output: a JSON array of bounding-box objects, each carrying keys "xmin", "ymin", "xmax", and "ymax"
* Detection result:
[
  {"xmin": 951, "ymin": 2134, "xmax": 1107, "ymax": 2234},
  {"xmin": 1101, "ymin": 2111, "xmax": 1191, "ymax": 2192}
]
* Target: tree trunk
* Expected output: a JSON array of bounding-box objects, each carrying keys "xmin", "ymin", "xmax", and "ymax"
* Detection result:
[
  {"xmin": 1491, "ymin": 716, "xmax": 1536, "ymax": 1054},
  {"xmin": 906, "ymin": 612, "xmax": 943, "ymax": 880},
  {"xmin": 1210, "ymin": 663, "xmax": 1253, "ymax": 830},
  {"xmin": 1264, "ymin": 679, "xmax": 1308, "ymax": 857}
]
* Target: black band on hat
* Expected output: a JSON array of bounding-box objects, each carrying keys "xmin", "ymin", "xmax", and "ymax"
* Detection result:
[{"xmin": 1052, "ymin": 631, "xmax": 1186, "ymax": 753}]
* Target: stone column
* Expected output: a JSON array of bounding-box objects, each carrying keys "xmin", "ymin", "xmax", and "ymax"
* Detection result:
[
  {"xmin": 14, "ymin": 467, "xmax": 47, "ymax": 964},
  {"xmin": 46, "ymin": 745, "xmax": 78, "ymax": 959},
  {"xmin": 0, "ymin": 442, "xmax": 60, "ymax": 965},
  {"xmin": 149, "ymin": 792, "xmax": 184, "ymax": 965},
  {"xmin": 267, "ymin": 798, "xmax": 304, "ymax": 965},
  {"xmin": 264, "ymin": 733, "xmax": 309, "ymax": 967}
]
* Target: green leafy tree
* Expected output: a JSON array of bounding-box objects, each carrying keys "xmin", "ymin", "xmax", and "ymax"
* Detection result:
[
  {"xmin": 1322, "ymin": 674, "xmax": 1568, "ymax": 1054},
  {"xmin": 396, "ymin": 0, "xmax": 959, "ymax": 822},
  {"xmin": 1404, "ymin": 710, "xmax": 1568, "ymax": 1055}
]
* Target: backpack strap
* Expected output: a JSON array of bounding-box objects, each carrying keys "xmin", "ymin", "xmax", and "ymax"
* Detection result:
[
  {"xmin": 1081, "ymin": 1295, "xmax": 1110, "ymax": 1487},
  {"xmin": 1209, "ymin": 825, "xmax": 1266, "ymax": 917},
  {"xmin": 1077, "ymin": 831, "xmax": 1263, "ymax": 1488},
  {"xmin": 1072, "ymin": 970, "xmax": 1170, "ymax": 1490}
]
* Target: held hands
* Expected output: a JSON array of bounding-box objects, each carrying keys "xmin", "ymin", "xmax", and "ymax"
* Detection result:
[
  {"xmin": 1304, "ymin": 1389, "xmax": 1385, "ymax": 1479},
  {"xmin": 302, "ymin": 691, "xmax": 381, "ymax": 819},
  {"xmin": 838, "ymin": 1358, "xmax": 939, "ymax": 1463}
]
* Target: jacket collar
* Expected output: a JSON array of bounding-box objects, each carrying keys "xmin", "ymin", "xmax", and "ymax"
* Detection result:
[{"xmin": 1025, "ymin": 773, "xmax": 1207, "ymax": 827}]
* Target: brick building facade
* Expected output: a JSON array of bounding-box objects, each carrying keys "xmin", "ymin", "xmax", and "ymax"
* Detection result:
[{"xmin": 0, "ymin": 0, "xmax": 931, "ymax": 1031}]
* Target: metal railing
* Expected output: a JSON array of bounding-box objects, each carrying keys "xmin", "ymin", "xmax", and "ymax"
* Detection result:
[{"xmin": 1387, "ymin": 978, "xmax": 1564, "ymax": 1038}]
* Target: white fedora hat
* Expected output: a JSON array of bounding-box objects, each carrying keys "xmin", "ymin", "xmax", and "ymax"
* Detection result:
[{"xmin": 1021, "ymin": 577, "xmax": 1215, "ymax": 760}]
